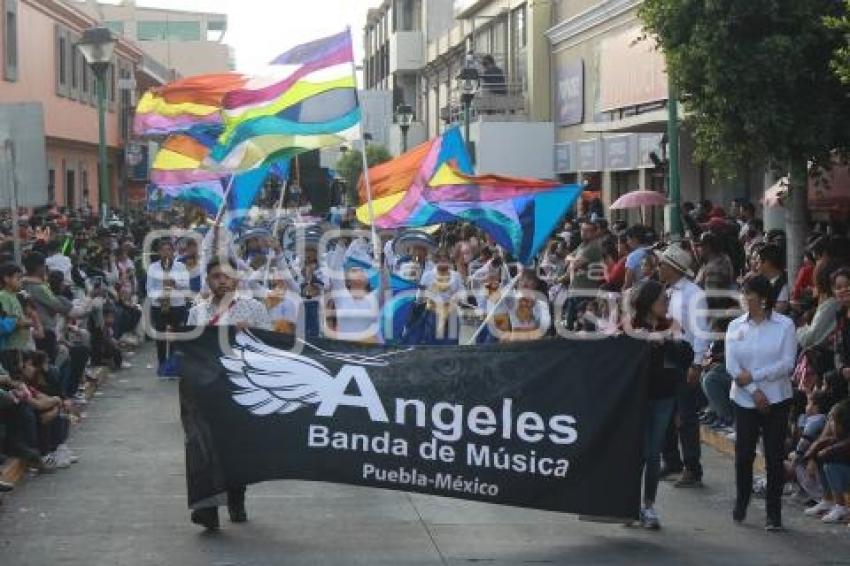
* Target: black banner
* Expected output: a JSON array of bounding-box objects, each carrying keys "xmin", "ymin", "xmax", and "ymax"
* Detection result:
[{"xmin": 178, "ymin": 328, "xmax": 649, "ymax": 519}]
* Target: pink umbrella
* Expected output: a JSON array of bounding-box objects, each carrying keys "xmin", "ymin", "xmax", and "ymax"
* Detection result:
[{"xmin": 610, "ymin": 190, "xmax": 667, "ymax": 209}]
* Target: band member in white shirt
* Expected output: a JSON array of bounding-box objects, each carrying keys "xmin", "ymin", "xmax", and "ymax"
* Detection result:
[
  {"xmin": 146, "ymin": 239, "xmax": 190, "ymax": 374},
  {"xmin": 185, "ymin": 257, "xmax": 271, "ymax": 532},
  {"xmin": 726, "ymin": 274, "xmax": 797, "ymax": 531}
]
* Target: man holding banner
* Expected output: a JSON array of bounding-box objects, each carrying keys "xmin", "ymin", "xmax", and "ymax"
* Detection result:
[{"xmin": 184, "ymin": 257, "xmax": 272, "ymax": 531}]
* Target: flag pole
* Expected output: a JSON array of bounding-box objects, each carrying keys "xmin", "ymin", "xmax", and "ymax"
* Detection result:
[
  {"xmin": 347, "ymin": 26, "xmax": 381, "ymax": 266},
  {"xmin": 263, "ymin": 170, "xmax": 291, "ymax": 285}
]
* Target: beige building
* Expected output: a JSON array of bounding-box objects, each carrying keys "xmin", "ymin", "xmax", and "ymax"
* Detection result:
[
  {"xmin": 364, "ymin": 0, "xmax": 557, "ymax": 178},
  {"xmin": 75, "ymin": 0, "xmax": 233, "ymax": 76},
  {"xmin": 546, "ymin": 0, "xmax": 761, "ymax": 229}
]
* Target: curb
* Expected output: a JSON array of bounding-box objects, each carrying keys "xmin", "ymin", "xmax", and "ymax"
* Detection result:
[
  {"xmin": 701, "ymin": 424, "xmax": 765, "ymax": 472},
  {"xmin": 0, "ymin": 366, "xmax": 112, "ymax": 496}
]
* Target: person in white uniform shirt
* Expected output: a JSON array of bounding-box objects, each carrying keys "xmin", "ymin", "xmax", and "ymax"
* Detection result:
[
  {"xmin": 146, "ymin": 239, "xmax": 191, "ymax": 373},
  {"xmin": 725, "ymin": 274, "xmax": 796, "ymax": 531},
  {"xmin": 324, "ymin": 265, "xmax": 380, "ymax": 343},
  {"xmin": 655, "ymin": 244, "xmax": 709, "ymax": 488}
]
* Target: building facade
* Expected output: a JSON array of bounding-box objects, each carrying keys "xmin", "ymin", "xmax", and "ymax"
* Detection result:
[
  {"xmin": 363, "ymin": 0, "xmax": 556, "ymax": 178},
  {"xmin": 546, "ymin": 0, "xmax": 762, "ymax": 229},
  {"xmin": 0, "ymin": 0, "xmax": 167, "ymax": 211},
  {"xmin": 76, "ymin": 0, "xmax": 233, "ymax": 76}
]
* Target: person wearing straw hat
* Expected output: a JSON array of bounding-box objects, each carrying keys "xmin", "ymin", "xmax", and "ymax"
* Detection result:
[
  {"xmin": 392, "ymin": 230, "xmax": 437, "ymax": 284},
  {"xmin": 656, "ymin": 244, "xmax": 710, "ymax": 488}
]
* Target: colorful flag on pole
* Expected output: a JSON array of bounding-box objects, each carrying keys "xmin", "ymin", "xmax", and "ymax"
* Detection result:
[
  {"xmin": 354, "ymin": 129, "xmax": 581, "ymax": 264},
  {"xmin": 207, "ymin": 30, "xmax": 361, "ymax": 172},
  {"xmin": 150, "ymin": 127, "xmax": 224, "ymax": 186},
  {"xmin": 133, "ymin": 73, "xmax": 248, "ymax": 136}
]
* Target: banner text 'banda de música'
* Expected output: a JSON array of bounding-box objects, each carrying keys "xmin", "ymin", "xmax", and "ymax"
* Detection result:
[{"xmin": 178, "ymin": 329, "xmax": 649, "ymax": 519}]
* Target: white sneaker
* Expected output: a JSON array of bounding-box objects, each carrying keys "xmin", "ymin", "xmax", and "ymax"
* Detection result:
[
  {"xmin": 641, "ymin": 506, "xmax": 661, "ymax": 530},
  {"xmin": 805, "ymin": 500, "xmax": 835, "ymax": 516},
  {"xmin": 56, "ymin": 444, "xmax": 79, "ymax": 465},
  {"xmin": 121, "ymin": 361, "xmax": 133, "ymax": 369},
  {"xmin": 822, "ymin": 505, "xmax": 850, "ymax": 523}
]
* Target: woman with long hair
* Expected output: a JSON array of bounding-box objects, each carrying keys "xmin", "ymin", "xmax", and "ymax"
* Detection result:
[
  {"xmin": 628, "ymin": 280, "xmax": 693, "ymax": 529},
  {"xmin": 726, "ymin": 274, "xmax": 797, "ymax": 531}
]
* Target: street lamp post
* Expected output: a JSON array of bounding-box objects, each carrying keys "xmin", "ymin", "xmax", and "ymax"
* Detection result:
[
  {"xmin": 77, "ymin": 27, "xmax": 116, "ymax": 227},
  {"xmin": 395, "ymin": 104, "xmax": 413, "ymax": 153},
  {"xmin": 457, "ymin": 56, "xmax": 480, "ymax": 164}
]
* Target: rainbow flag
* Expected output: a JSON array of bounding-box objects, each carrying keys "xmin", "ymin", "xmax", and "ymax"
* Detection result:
[
  {"xmin": 355, "ymin": 129, "xmax": 580, "ymax": 264},
  {"xmin": 151, "ymin": 127, "xmax": 224, "ymax": 186},
  {"xmin": 133, "ymin": 73, "xmax": 247, "ymax": 136},
  {"xmin": 208, "ymin": 30, "xmax": 360, "ymax": 172}
]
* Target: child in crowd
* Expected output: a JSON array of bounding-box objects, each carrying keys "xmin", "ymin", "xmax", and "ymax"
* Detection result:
[{"xmin": 790, "ymin": 390, "xmax": 831, "ymax": 504}]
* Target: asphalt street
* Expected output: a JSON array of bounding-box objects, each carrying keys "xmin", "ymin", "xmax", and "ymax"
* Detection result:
[{"xmin": 2, "ymin": 344, "xmax": 850, "ymax": 566}]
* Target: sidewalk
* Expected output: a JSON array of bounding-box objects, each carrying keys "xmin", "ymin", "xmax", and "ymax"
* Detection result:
[{"xmin": 1, "ymin": 344, "xmax": 849, "ymax": 566}]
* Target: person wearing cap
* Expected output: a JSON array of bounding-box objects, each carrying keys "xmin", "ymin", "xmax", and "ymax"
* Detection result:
[{"xmin": 656, "ymin": 244, "xmax": 709, "ymax": 488}]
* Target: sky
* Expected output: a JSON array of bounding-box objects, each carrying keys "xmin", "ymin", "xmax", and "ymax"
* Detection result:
[{"xmin": 132, "ymin": 0, "xmax": 385, "ymax": 73}]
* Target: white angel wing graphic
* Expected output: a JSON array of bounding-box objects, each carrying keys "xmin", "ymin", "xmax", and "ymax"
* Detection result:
[{"xmin": 223, "ymin": 332, "xmax": 336, "ymax": 416}]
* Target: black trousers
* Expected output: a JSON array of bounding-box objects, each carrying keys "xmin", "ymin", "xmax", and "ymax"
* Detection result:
[
  {"xmin": 662, "ymin": 379, "xmax": 703, "ymax": 478},
  {"xmin": 734, "ymin": 399, "xmax": 791, "ymax": 523},
  {"xmin": 151, "ymin": 306, "xmax": 187, "ymax": 364}
]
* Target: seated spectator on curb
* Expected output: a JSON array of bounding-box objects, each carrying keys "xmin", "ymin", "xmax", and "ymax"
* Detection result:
[
  {"xmin": 791, "ymin": 390, "xmax": 831, "ymax": 504},
  {"xmin": 21, "ymin": 252, "xmax": 73, "ymax": 363},
  {"xmin": 701, "ymin": 318, "xmax": 735, "ymax": 431},
  {"xmin": 802, "ymin": 400, "xmax": 850, "ymax": 523}
]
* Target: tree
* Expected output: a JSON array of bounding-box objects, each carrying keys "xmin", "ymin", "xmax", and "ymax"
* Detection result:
[
  {"xmin": 335, "ymin": 144, "xmax": 393, "ymax": 206},
  {"xmin": 641, "ymin": 0, "xmax": 850, "ymax": 277},
  {"xmin": 827, "ymin": 1, "xmax": 850, "ymax": 84}
]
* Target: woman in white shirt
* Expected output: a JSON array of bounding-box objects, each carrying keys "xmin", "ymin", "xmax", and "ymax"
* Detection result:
[
  {"xmin": 725, "ymin": 274, "xmax": 797, "ymax": 531},
  {"xmin": 499, "ymin": 269, "xmax": 551, "ymax": 343},
  {"xmin": 324, "ymin": 266, "xmax": 380, "ymax": 343}
]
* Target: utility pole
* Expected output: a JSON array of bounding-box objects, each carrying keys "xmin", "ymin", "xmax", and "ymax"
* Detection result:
[{"xmin": 666, "ymin": 79, "xmax": 683, "ymax": 239}]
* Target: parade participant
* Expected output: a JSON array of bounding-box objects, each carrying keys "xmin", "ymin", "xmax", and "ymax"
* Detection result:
[
  {"xmin": 420, "ymin": 248, "xmax": 464, "ymax": 341},
  {"xmin": 628, "ymin": 280, "xmax": 693, "ymax": 529},
  {"xmin": 177, "ymin": 236, "xmax": 202, "ymax": 294},
  {"xmin": 185, "ymin": 257, "xmax": 272, "ymax": 531},
  {"xmin": 266, "ymin": 270, "xmax": 300, "ymax": 334},
  {"xmin": 656, "ymin": 244, "xmax": 709, "ymax": 488},
  {"xmin": 324, "ymin": 264, "xmax": 380, "ymax": 343},
  {"xmin": 726, "ymin": 274, "xmax": 797, "ymax": 531},
  {"xmin": 392, "ymin": 230, "xmax": 436, "ymax": 282},
  {"xmin": 499, "ymin": 269, "xmax": 551, "ymax": 342},
  {"xmin": 146, "ymin": 239, "xmax": 190, "ymax": 376}
]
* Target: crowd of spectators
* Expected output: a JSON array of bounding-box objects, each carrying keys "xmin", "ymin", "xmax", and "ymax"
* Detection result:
[
  {"xmin": 0, "ymin": 206, "xmax": 146, "ymax": 487},
  {"xmin": 3, "ymin": 194, "xmax": 850, "ymax": 534}
]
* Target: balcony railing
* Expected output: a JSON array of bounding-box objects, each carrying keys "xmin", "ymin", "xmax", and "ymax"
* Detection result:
[{"xmin": 440, "ymin": 83, "xmax": 527, "ymax": 124}]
